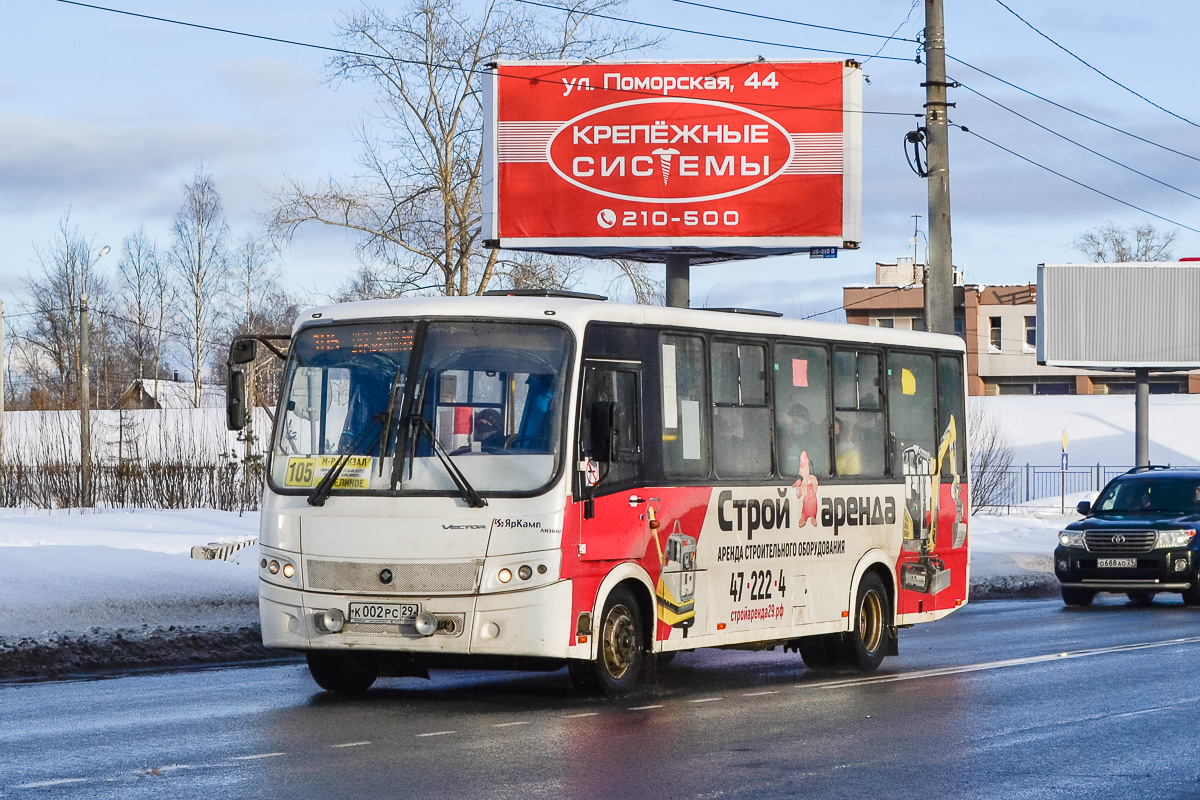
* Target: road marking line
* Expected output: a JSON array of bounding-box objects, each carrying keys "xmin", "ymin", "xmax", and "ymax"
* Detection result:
[
  {"xmin": 417, "ymin": 731, "xmax": 456, "ymax": 737},
  {"xmin": 563, "ymin": 712, "xmax": 599, "ymax": 718},
  {"xmin": 628, "ymin": 704, "xmax": 663, "ymax": 711},
  {"xmin": 231, "ymin": 753, "xmax": 286, "ymax": 761},
  {"xmin": 493, "ymin": 721, "xmax": 532, "ymax": 728},
  {"xmin": 742, "ymin": 690, "xmax": 780, "ymax": 697},
  {"xmin": 14, "ymin": 778, "xmax": 89, "ymax": 789},
  {"xmin": 689, "ymin": 698, "xmax": 723, "ymax": 704},
  {"xmin": 801, "ymin": 636, "xmax": 1200, "ymax": 690},
  {"xmin": 331, "ymin": 741, "xmax": 372, "ymax": 748}
]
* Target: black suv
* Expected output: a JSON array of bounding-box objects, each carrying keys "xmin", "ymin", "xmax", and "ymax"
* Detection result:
[{"xmin": 1055, "ymin": 467, "xmax": 1200, "ymax": 607}]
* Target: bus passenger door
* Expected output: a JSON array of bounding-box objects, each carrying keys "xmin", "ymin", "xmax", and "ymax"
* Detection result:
[{"xmin": 576, "ymin": 362, "xmax": 647, "ymax": 562}]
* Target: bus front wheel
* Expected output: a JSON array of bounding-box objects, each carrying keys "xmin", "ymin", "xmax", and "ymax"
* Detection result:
[
  {"xmin": 842, "ymin": 573, "xmax": 890, "ymax": 671},
  {"xmin": 569, "ymin": 586, "xmax": 644, "ymax": 697},
  {"xmin": 305, "ymin": 651, "xmax": 381, "ymax": 694}
]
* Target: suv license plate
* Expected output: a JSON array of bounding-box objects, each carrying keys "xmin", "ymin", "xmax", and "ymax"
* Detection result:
[
  {"xmin": 348, "ymin": 602, "xmax": 420, "ymax": 623},
  {"xmin": 1097, "ymin": 558, "xmax": 1136, "ymax": 568}
]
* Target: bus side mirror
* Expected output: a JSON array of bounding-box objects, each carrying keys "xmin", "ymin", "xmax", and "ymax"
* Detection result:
[
  {"xmin": 230, "ymin": 338, "xmax": 257, "ymax": 365},
  {"xmin": 1076, "ymin": 500, "xmax": 1091, "ymax": 516},
  {"xmin": 227, "ymin": 369, "xmax": 248, "ymax": 431},
  {"xmin": 588, "ymin": 401, "xmax": 617, "ymax": 463}
]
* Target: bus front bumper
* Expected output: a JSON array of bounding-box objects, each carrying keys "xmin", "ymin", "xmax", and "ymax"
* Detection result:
[{"xmin": 259, "ymin": 579, "xmax": 573, "ymax": 659}]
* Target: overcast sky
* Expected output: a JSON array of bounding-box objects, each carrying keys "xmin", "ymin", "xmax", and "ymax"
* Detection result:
[{"xmin": 3, "ymin": 0, "xmax": 1198, "ymax": 317}]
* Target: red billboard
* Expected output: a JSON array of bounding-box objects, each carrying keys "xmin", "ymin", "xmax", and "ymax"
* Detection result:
[{"xmin": 483, "ymin": 61, "xmax": 862, "ymax": 262}]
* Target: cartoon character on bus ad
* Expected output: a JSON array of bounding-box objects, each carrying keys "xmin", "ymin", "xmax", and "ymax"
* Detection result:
[{"xmin": 900, "ymin": 416, "xmax": 966, "ymax": 596}]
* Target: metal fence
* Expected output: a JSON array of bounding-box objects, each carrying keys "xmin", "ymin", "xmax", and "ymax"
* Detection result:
[{"xmin": 978, "ymin": 463, "xmax": 1195, "ymax": 508}]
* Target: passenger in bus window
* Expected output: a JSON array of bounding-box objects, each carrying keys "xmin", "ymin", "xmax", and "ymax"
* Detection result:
[
  {"xmin": 780, "ymin": 404, "xmax": 811, "ymax": 473},
  {"xmin": 835, "ymin": 416, "xmax": 862, "ymax": 476}
]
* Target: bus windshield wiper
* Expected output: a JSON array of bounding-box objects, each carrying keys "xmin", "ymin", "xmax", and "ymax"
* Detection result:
[
  {"xmin": 378, "ymin": 366, "xmax": 407, "ymax": 472},
  {"xmin": 412, "ymin": 415, "xmax": 488, "ymax": 509},
  {"xmin": 307, "ymin": 414, "xmax": 383, "ymax": 507}
]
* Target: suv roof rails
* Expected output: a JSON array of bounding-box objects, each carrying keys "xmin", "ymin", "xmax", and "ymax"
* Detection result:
[
  {"xmin": 1125, "ymin": 465, "xmax": 1173, "ymax": 474},
  {"xmin": 482, "ymin": 288, "xmax": 607, "ymax": 301},
  {"xmin": 700, "ymin": 307, "xmax": 784, "ymax": 318}
]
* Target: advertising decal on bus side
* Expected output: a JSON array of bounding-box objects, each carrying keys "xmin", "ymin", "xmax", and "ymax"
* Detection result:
[{"xmin": 563, "ymin": 444, "xmax": 968, "ymax": 648}]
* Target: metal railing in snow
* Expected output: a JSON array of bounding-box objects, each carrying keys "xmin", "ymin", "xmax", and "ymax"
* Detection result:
[{"xmin": 975, "ymin": 463, "xmax": 1195, "ymax": 509}]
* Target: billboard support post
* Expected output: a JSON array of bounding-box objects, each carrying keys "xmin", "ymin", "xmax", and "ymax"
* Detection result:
[
  {"xmin": 1135, "ymin": 369, "xmax": 1150, "ymax": 467},
  {"xmin": 665, "ymin": 254, "xmax": 690, "ymax": 309}
]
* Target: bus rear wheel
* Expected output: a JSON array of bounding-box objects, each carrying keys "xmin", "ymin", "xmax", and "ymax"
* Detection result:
[
  {"xmin": 842, "ymin": 573, "xmax": 890, "ymax": 671},
  {"xmin": 568, "ymin": 586, "xmax": 644, "ymax": 697},
  {"xmin": 305, "ymin": 651, "xmax": 381, "ymax": 694}
]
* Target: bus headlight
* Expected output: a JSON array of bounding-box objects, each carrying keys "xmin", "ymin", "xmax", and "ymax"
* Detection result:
[{"xmin": 498, "ymin": 568, "xmax": 512, "ymax": 583}]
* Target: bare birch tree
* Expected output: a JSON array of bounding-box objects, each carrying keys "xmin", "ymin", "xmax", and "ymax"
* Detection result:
[
  {"xmin": 114, "ymin": 225, "xmax": 172, "ymax": 385},
  {"xmin": 17, "ymin": 211, "xmax": 111, "ymax": 409},
  {"xmin": 1073, "ymin": 222, "xmax": 1178, "ymax": 262},
  {"xmin": 270, "ymin": 0, "xmax": 662, "ymax": 299},
  {"xmin": 968, "ymin": 402, "xmax": 1015, "ymax": 512},
  {"xmin": 169, "ymin": 167, "xmax": 230, "ymax": 407}
]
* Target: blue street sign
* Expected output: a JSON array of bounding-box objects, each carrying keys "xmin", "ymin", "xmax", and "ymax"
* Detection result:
[
  {"xmin": 809, "ymin": 247, "xmax": 838, "ymax": 259},
  {"xmin": 1061, "ymin": 452, "xmax": 1068, "ymax": 471}
]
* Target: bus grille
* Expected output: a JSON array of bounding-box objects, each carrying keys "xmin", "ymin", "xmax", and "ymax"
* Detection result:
[
  {"xmin": 1084, "ymin": 530, "xmax": 1156, "ymax": 554},
  {"xmin": 305, "ymin": 559, "xmax": 483, "ymax": 595}
]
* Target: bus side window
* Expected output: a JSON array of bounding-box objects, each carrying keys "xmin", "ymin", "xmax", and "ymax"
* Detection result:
[
  {"xmin": 937, "ymin": 355, "xmax": 967, "ymax": 478},
  {"xmin": 887, "ymin": 352, "xmax": 936, "ymax": 474},
  {"xmin": 711, "ymin": 340, "xmax": 771, "ymax": 479},
  {"xmin": 773, "ymin": 342, "xmax": 831, "ymax": 479},
  {"xmin": 580, "ymin": 366, "xmax": 641, "ymax": 488},
  {"xmin": 661, "ymin": 334, "xmax": 710, "ymax": 477},
  {"xmin": 833, "ymin": 349, "xmax": 885, "ymax": 477}
]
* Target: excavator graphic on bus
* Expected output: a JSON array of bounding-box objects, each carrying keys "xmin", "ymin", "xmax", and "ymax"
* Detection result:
[
  {"xmin": 901, "ymin": 415, "xmax": 967, "ymax": 595},
  {"xmin": 647, "ymin": 503, "xmax": 697, "ymax": 633}
]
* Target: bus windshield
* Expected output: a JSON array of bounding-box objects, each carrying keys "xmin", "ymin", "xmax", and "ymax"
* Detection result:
[{"xmin": 271, "ymin": 319, "xmax": 571, "ymax": 496}]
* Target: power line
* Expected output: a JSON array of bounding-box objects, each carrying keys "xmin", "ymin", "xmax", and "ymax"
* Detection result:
[
  {"xmin": 954, "ymin": 78, "xmax": 1200, "ymax": 203},
  {"xmin": 665, "ymin": 0, "xmax": 918, "ymax": 43},
  {"xmin": 992, "ymin": 0, "xmax": 1198, "ymax": 128},
  {"xmin": 947, "ymin": 55, "xmax": 1200, "ymax": 164},
  {"xmin": 861, "ymin": 0, "xmax": 922, "ymax": 66},
  {"xmin": 955, "ymin": 124, "xmax": 1200, "ymax": 235},
  {"xmin": 51, "ymin": 0, "xmax": 920, "ymax": 119},
  {"xmin": 511, "ymin": 0, "xmax": 914, "ymax": 61}
]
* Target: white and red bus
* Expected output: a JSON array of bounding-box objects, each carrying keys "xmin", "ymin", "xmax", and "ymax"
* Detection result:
[{"xmin": 227, "ymin": 292, "xmax": 969, "ymax": 696}]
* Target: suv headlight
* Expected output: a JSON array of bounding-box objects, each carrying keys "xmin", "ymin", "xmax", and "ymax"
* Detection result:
[
  {"xmin": 1156, "ymin": 529, "xmax": 1197, "ymax": 549},
  {"xmin": 1058, "ymin": 531, "xmax": 1085, "ymax": 547}
]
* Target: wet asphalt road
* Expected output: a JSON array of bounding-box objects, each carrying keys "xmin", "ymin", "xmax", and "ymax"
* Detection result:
[{"xmin": 4, "ymin": 596, "xmax": 1200, "ymax": 800}]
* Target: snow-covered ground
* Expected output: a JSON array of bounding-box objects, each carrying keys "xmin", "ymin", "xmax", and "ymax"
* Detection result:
[
  {"xmin": 0, "ymin": 501, "xmax": 1074, "ymax": 680},
  {"xmin": 2, "ymin": 393, "xmax": 1197, "ymax": 680}
]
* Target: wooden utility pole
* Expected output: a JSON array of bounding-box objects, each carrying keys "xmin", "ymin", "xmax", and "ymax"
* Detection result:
[
  {"xmin": 923, "ymin": 0, "xmax": 955, "ymax": 335},
  {"xmin": 80, "ymin": 292, "xmax": 92, "ymax": 505}
]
